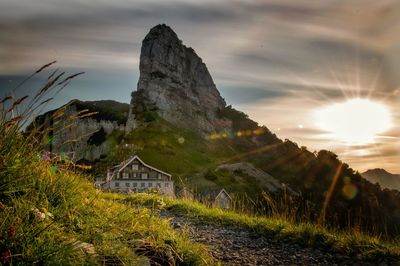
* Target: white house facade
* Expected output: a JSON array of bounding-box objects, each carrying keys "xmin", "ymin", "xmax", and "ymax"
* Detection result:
[{"xmin": 101, "ymin": 155, "xmax": 174, "ymax": 197}]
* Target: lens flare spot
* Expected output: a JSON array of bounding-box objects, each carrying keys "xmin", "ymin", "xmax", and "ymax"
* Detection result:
[
  {"xmin": 210, "ymin": 133, "xmax": 219, "ymax": 140},
  {"xmin": 342, "ymin": 183, "xmax": 358, "ymax": 200},
  {"xmin": 253, "ymin": 128, "xmax": 264, "ymax": 135}
]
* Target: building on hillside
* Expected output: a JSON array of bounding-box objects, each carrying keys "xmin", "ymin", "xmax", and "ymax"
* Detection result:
[
  {"xmin": 100, "ymin": 155, "xmax": 174, "ymax": 197},
  {"xmin": 200, "ymin": 188, "xmax": 231, "ymax": 209},
  {"xmin": 176, "ymin": 187, "xmax": 194, "ymax": 200},
  {"xmin": 95, "ymin": 177, "xmax": 106, "ymax": 188}
]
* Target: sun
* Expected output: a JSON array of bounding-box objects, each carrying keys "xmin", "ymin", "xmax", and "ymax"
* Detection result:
[{"xmin": 314, "ymin": 98, "xmax": 392, "ymax": 145}]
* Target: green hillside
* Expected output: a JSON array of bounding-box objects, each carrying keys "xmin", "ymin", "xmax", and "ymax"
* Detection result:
[{"xmin": 93, "ymin": 107, "xmax": 400, "ymax": 238}]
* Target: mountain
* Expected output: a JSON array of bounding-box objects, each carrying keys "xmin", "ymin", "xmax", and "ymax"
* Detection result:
[
  {"xmin": 29, "ymin": 24, "xmax": 400, "ymax": 236},
  {"xmin": 362, "ymin": 168, "xmax": 400, "ymax": 191},
  {"xmin": 126, "ymin": 24, "xmax": 231, "ymax": 134}
]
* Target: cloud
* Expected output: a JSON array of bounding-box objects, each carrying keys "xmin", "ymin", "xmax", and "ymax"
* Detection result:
[{"xmin": 0, "ymin": 0, "xmax": 399, "ymax": 172}]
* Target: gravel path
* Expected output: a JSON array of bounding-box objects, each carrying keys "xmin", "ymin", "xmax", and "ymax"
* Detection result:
[{"xmin": 161, "ymin": 211, "xmax": 386, "ymax": 266}]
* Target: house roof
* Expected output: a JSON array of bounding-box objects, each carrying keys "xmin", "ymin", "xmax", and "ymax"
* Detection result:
[
  {"xmin": 176, "ymin": 187, "xmax": 194, "ymax": 195},
  {"xmin": 116, "ymin": 155, "xmax": 172, "ymax": 177},
  {"xmin": 201, "ymin": 188, "xmax": 231, "ymax": 200}
]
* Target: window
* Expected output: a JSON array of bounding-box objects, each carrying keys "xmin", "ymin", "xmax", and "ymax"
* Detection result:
[
  {"xmin": 148, "ymin": 182, "xmax": 153, "ymax": 187},
  {"xmin": 133, "ymin": 182, "xmax": 137, "ymax": 187},
  {"xmin": 141, "ymin": 183, "xmax": 145, "ymax": 188},
  {"xmin": 141, "ymin": 173, "xmax": 148, "ymax": 179},
  {"xmin": 125, "ymin": 183, "xmax": 130, "ymax": 187},
  {"xmin": 133, "ymin": 173, "xmax": 137, "ymax": 178},
  {"xmin": 122, "ymin": 173, "xmax": 129, "ymax": 179},
  {"xmin": 165, "ymin": 183, "xmax": 169, "ymax": 188},
  {"xmin": 157, "ymin": 183, "xmax": 161, "ymax": 188},
  {"xmin": 132, "ymin": 164, "xmax": 139, "ymax": 171},
  {"xmin": 115, "ymin": 182, "xmax": 120, "ymax": 187},
  {"xmin": 157, "ymin": 173, "xmax": 162, "ymax": 179}
]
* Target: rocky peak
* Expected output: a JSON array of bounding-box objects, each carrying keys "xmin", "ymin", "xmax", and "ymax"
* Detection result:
[{"xmin": 126, "ymin": 24, "xmax": 230, "ymax": 133}]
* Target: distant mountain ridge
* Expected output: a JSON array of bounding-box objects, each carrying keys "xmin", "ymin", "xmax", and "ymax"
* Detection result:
[{"xmin": 361, "ymin": 168, "xmax": 400, "ymax": 191}]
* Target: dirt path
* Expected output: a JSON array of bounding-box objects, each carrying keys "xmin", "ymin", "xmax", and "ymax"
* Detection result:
[{"xmin": 161, "ymin": 211, "xmax": 378, "ymax": 266}]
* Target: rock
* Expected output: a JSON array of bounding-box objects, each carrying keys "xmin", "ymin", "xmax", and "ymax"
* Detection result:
[
  {"xmin": 126, "ymin": 24, "xmax": 231, "ymax": 134},
  {"xmin": 74, "ymin": 241, "xmax": 96, "ymax": 255},
  {"xmin": 28, "ymin": 100, "xmax": 128, "ymax": 161},
  {"xmin": 65, "ymin": 239, "xmax": 97, "ymax": 255}
]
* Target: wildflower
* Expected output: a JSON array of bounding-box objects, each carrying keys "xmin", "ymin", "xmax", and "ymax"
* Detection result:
[
  {"xmin": 39, "ymin": 208, "xmax": 53, "ymax": 219},
  {"xmin": 41, "ymin": 152, "xmax": 51, "ymax": 161},
  {"xmin": 38, "ymin": 212, "xmax": 46, "ymax": 220},
  {"xmin": 31, "ymin": 208, "xmax": 46, "ymax": 220},
  {"xmin": 8, "ymin": 226, "xmax": 15, "ymax": 240},
  {"xmin": 1, "ymin": 251, "xmax": 11, "ymax": 263}
]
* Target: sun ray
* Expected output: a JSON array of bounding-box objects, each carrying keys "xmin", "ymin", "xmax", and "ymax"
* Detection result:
[
  {"xmin": 318, "ymin": 162, "xmax": 343, "ymax": 225},
  {"xmin": 365, "ymin": 60, "xmax": 383, "ymax": 99}
]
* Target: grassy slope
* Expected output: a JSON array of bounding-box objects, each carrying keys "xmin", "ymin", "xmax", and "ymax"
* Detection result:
[
  {"xmin": 125, "ymin": 193, "xmax": 400, "ymax": 263},
  {"xmin": 118, "ymin": 117, "xmax": 276, "ymax": 196},
  {"xmin": 113, "ymin": 118, "xmax": 242, "ymax": 190},
  {"xmin": 0, "ymin": 129, "xmax": 211, "ymax": 265}
]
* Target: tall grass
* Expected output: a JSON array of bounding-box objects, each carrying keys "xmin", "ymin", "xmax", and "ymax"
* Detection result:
[
  {"xmin": 125, "ymin": 193, "xmax": 400, "ymax": 263},
  {"xmin": 0, "ymin": 63, "xmax": 211, "ymax": 265}
]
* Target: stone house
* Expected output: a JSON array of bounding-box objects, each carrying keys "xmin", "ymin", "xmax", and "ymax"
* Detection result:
[
  {"xmin": 101, "ymin": 155, "xmax": 174, "ymax": 197},
  {"xmin": 200, "ymin": 188, "xmax": 231, "ymax": 209}
]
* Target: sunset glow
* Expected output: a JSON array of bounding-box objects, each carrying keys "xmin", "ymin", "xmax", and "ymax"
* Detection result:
[{"xmin": 314, "ymin": 99, "xmax": 392, "ymax": 145}]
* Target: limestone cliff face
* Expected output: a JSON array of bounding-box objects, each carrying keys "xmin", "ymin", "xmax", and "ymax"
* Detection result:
[
  {"xmin": 126, "ymin": 24, "xmax": 231, "ymax": 133},
  {"xmin": 31, "ymin": 100, "xmax": 128, "ymax": 161}
]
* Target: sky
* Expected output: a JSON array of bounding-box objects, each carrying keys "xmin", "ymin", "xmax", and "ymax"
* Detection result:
[{"xmin": 1, "ymin": 0, "xmax": 399, "ymax": 173}]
